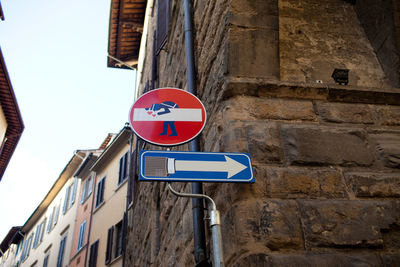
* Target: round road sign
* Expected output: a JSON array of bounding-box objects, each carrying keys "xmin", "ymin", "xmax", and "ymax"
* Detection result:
[{"xmin": 129, "ymin": 88, "xmax": 207, "ymax": 146}]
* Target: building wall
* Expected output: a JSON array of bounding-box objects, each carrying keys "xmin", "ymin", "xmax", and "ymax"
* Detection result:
[
  {"xmin": 89, "ymin": 144, "xmax": 129, "ymax": 267},
  {"xmin": 20, "ymin": 177, "xmax": 81, "ymax": 267},
  {"xmin": 0, "ymin": 242, "xmax": 21, "ymax": 267},
  {"xmin": 126, "ymin": 0, "xmax": 400, "ymax": 266},
  {"xmin": 69, "ymin": 174, "xmax": 93, "ymax": 267}
]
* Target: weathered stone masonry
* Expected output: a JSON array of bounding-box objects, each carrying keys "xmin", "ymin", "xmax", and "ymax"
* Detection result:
[{"xmin": 126, "ymin": 0, "xmax": 400, "ymax": 266}]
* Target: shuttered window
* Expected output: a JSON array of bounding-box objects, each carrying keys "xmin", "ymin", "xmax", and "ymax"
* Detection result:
[
  {"xmin": 95, "ymin": 177, "xmax": 106, "ymax": 208},
  {"xmin": 77, "ymin": 220, "xmax": 87, "ymax": 252},
  {"xmin": 155, "ymin": 0, "xmax": 169, "ymax": 54},
  {"xmin": 118, "ymin": 153, "xmax": 129, "ymax": 185},
  {"xmin": 88, "ymin": 240, "xmax": 99, "ymax": 267},
  {"xmin": 42, "ymin": 254, "xmax": 49, "ymax": 267},
  {"xmin": 105, "ymin": 227, "xmax": 113, "ymax": 264},
  {"xmin": 104, "ymin": 217, "xmax": 126, "ymax": 264},
  {"xmin": 56, "ymin": 235, "xmax": 67, "ymax": 267}
]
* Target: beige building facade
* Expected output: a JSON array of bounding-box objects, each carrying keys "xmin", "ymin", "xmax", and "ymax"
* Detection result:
[
  {"xmin": 17, "ymin": 151, "xmax": 90, "ymax": 267},
  {"xmin": 0, "ymin": 128, "xmax": 131, "ymax": 267},
  {"xmin": 0, "ymin": 150, "xmax": 91, "ymax": 267},
  {"xmin": 87, "ymin": 127, "xmax": 131, "ymax": 267}
]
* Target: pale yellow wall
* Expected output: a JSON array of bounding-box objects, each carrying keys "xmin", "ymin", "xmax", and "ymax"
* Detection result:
[
  {"xmin": 0, "ymin": 106, "xmax": 7, "ymax": 145},
  {"xmin": 19, "ymin": 177, "xmax": 81, "ymax": 267},
  {"xmin": 89, "ymin": 144, "xmax": 129, "ymax": 267},
  {"xmin": 0, "ymin": 242, "xmax": 20, "ymax": 267}
]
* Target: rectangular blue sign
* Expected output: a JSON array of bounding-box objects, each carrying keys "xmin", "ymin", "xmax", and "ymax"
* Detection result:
[{"xmin": 140, "ymin": 150, "xmax": 254, "ymax": 183}]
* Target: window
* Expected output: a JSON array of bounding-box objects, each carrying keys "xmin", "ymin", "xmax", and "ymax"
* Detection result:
[
  {"xmin": 56, "ymin": 235, "xmax": 67, "ymax": 267},
  {"xmin": 118, "ymin": 152, "xmax": 129, "ymax": 185},
  {"xmin": 105, "ymin": 220, "xmax": 124, "ymax": 264},
  {"xmin": 46, "ymin": 208, "xmax": 54, "ymax": 233},
  {"xmin": 105, "ymin": 227, "xmax": 113, "ymax": 264},
  {"xmin": 16, "ymin": 238, "xmax": 24, "ymax": 255},
  {"xmin": 95, "ymin": 177, "xmax": 105, "ymax": 208},
  {"xmin": 42, "ymin": 254, "xmax": 49, "ymax": 267},
  {"xmin": 53, "ymin": 203, "xmax": 60, "ymax": 226},
  {"xmin": 115, "ymin": 221, "xmax": 123, "ymax": 258},
  {"xmin": 81, "ymin": 175, "xmax": 93, "ymax": 203},
  {"xmin": 69, "ymin": 177, "xmax": 78, "ymax": 208},
  {"xmin": 77, "ymin": 220, "xmax": 86, "ymax": 252},
  {"xmin": 62, "ymin": 186, "xmax": 71, "ymax": 214},
  {"xmin": 21, "ymin": 234, "xmax": 33, "ymax": 262},
  {"xmin": 33, "ymin": 219, "xmax": 46, "ymax": 248},
  {"xmin": 88, "ymin": 240, "xmax": 99, "ymax": 267},
  {"xmin": 62, "ymin": 178, "xmax": 77, "ymax": 214}
]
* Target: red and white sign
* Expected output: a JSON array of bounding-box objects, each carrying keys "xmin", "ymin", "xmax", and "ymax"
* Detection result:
[{"xmin": 129, "ymin": 88, "xmax": 207, "ymax": 146}]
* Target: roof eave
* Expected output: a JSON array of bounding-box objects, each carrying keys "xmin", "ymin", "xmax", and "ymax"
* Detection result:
[
  {"xmin": 107, "ymin": 0, "xmax": 146, "ymax": 69},
  {"xmin": 0, "ymin": 47, "xmax": 24, "ymax": 181}
]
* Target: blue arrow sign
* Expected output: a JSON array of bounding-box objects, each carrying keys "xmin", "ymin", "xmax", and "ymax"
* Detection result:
[{"xmin": 140, "ymin": 150, "xmax": 254, "ymax": 183}]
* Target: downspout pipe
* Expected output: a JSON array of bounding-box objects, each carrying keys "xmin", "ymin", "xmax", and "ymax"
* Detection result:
[{"xmin": 183, "ymin": 0, "xmax": 209, "ymax": 265}]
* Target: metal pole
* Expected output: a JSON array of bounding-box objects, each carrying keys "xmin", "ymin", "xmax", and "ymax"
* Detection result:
[
  {"xmin": 167, "ymin": 184, "xmax": 224, "ymax": 267},
  {"xmin": 183, "ymin": 0, "xmax": 208, "ymax": 265},
  {"xmin": 209, "ymin": 210, "xmax": 224, "ymax": 267}
]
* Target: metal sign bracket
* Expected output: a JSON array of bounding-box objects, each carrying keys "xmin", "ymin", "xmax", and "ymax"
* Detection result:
[{"xmin": 167, "ymin": 183, "xmax": 225, "ymax": 267}]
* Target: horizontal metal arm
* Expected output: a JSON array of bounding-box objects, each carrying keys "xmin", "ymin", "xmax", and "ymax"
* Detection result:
[{"xmin": 167, "ymin": 183, "xmax": 216, "ymax": 210}]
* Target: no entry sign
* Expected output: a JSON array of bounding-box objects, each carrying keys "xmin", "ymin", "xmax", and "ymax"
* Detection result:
[{"xmin": 129, "ymin": 88, "xmax": 207, "ymax": 146}]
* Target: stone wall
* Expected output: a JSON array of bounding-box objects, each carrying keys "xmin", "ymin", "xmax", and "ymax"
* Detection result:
[{"xmin": 126, "ymin": 0, "xmax": 400, "ymax": 266}]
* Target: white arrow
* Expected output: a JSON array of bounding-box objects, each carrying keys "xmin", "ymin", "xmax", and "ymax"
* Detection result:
[{"xmin": 168, "ymin": 156, "xmax": 248, "ymax": 178}]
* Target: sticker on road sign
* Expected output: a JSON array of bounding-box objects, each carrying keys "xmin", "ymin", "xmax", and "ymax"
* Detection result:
[
  {"xmin": 129, "ymin": 88, "xmax": 207, "ymax": 146},
  {"xmin": 140, "ymin": 150, "xmax": 254, "ymax": 183}
]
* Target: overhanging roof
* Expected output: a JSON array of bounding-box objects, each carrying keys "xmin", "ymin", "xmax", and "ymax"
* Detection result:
[
  {"xmin": 107, "ymin": 0, "xmax": 147, "ymax": 69},
  {"xmin": 0, "ymin": 226, "xmax": 22, "ymax": 254},
  {"xmin": 0, "ymin": 47, "xmax": 24, "ymax": 181}
]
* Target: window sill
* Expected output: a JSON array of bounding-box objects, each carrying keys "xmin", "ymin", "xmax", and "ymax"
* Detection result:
[
  {"xmin": 93, "ymin": 201, "xmax": 105, "ymax": 214},
  {"xmin": 107, "ymin": 254, "xmax": 122, "ymax": 266},
  {"xmin": 115, "ymin": 178, "xmax": 127, "ymax": 192}
]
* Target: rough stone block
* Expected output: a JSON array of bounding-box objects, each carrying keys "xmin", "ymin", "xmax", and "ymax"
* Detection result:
[
  {"xmin": 376, "ymin": 105, "xmax": 400, "ymax": 126},
  {"xmin": 317, "ymin": 102, "xmax": 375, "ymax": 124},
  {"xmin": 221, "ymin": 96, "xmax": 317, "ymax": 122},
  {"xmin": 231, "ymin": 253, "xmax": 382, "ymax": 267},
  {"xmin": 298, "ymin": 200, "xmax": 400, "ymax": 248},
  {"xmin": 230, "ymin": 0, "xmax": 279, "ymax": 28},
  {"xmin": 345, "ymin": 172, "xmax": 400, "ymax": 197},
  {"xmin": 229, "ymin": 27, "xmax": 280, "ymax": 79},
  {"xmin": 371, "ymin": 133, "xmax": 400, "ymax": 168},
  {"xmin": 225, "ymin": 199, "xmax": 303, "ymax": 252},
  {"xmin": 281, "ymin": 125, "xmax": 374, "ymax": 166},
  {"xmin": 266, "ymin": 167, "xmax": 347, "ymax": 198},
  {"xmin": 221, "ymin": 121, "xmax": 282, "ymax": 163},
  {"xmin": 380, "ymin": 253, "xmax": 400, "ymax": 267}
]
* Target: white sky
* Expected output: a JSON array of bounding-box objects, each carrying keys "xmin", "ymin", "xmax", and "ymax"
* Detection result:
[{"xmin": 0, "ymin": 0, "xmax": 136, "ymax": 240}]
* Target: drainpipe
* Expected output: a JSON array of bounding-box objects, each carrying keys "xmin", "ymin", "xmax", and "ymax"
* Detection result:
[{"xmin": 183, "ymin": 0, "xmax": 209, "ymax": 265}]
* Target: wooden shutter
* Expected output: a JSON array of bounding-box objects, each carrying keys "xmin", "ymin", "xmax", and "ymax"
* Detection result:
[
  {"xmin": 155, "ymin": 0, "xmax": 169, "ymax": 54},
  {"xmin": 62, "ymin": 186, "xmax": 70, "ymax": 214},
  {"xmin": 89, "ymin": 240, "xmax": 99, "ymax": 267},
  {"xmin": 70, "ymin": 177, "xmax": 78, "ymax": 206},
  {"xmin": 96, "ymin": 178, "xmax": 105, "ymax": 207},
  {"xmin": 105, "ymin": 226, "xmax": 114, "ymax": 264},
  {"xmin": 43, "ymin": 254, "xmax": 49, "ymax": 267},
  {"xmin": 57, "ymin": 236, "xmax": 66, "ymax": 267}
]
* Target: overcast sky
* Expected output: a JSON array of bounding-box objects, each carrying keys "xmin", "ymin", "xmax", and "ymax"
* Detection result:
[{"xmin": 0, "ymin": 0, "xmax": 136, "ymax": 240}]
